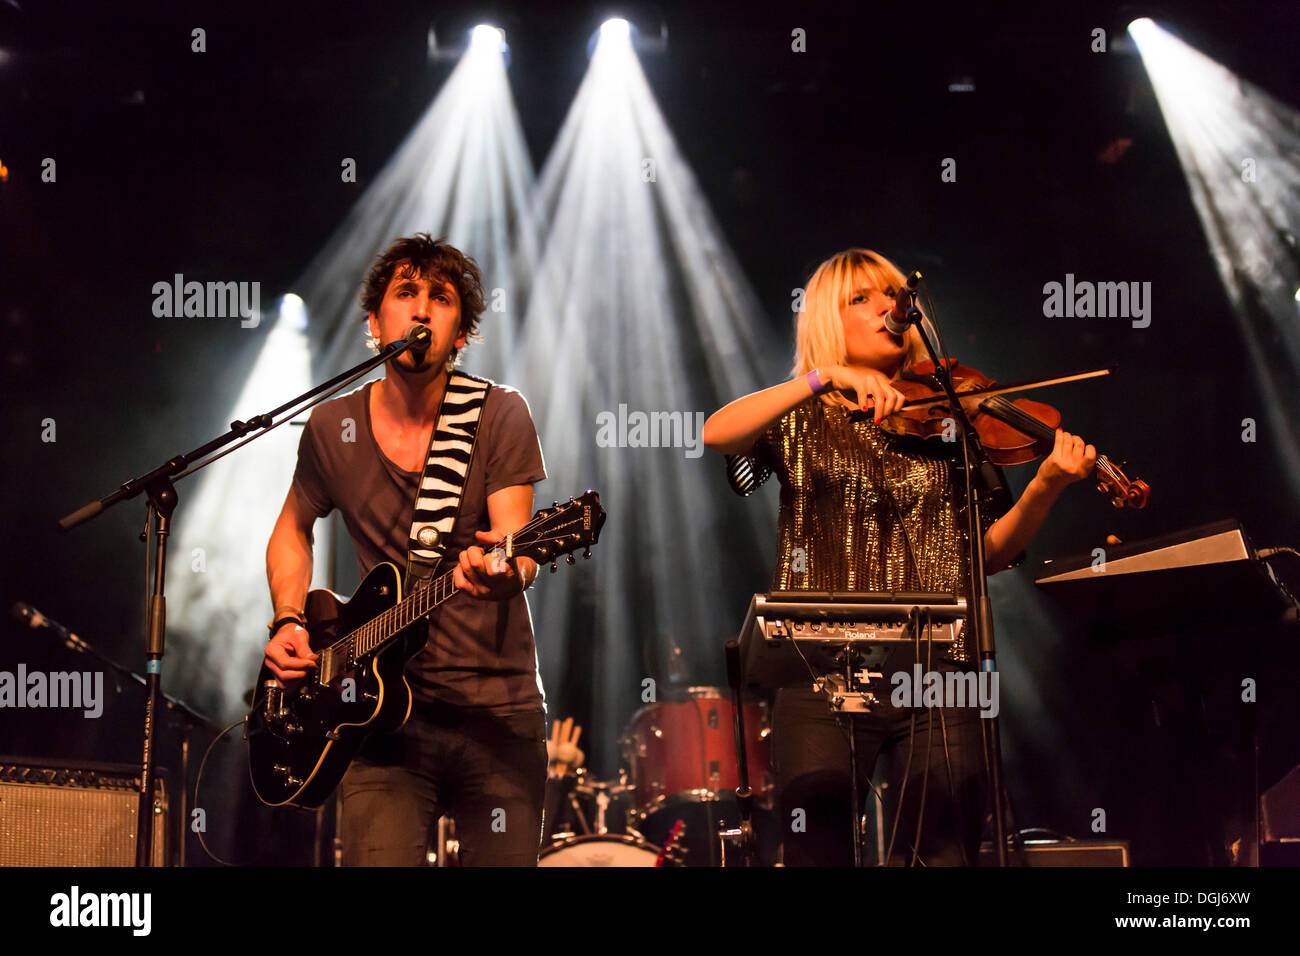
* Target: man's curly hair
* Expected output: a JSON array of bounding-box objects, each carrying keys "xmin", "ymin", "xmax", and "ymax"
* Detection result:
[{"xmin": 359, "ymin": 234, "xmax": 486, "ymax": 363}]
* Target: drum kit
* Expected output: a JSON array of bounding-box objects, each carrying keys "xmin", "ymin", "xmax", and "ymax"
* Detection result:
[{"xmin": 539, "ymin": 687, "xmax": 774, "ymax": 867}]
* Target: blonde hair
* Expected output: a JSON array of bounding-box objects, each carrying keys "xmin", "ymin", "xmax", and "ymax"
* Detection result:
[{"xmin": 792, "ymin": 248, "xmax": 927, "ymax": 408}]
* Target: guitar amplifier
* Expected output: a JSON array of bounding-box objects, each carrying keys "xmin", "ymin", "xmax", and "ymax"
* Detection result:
[
  {"xmin": 0, "ymin": 758, "xmax": 169, "ymax": 866},
  {"xmin": 979, "ymin": 839, "xmax": 1130, "ymax": 866}
]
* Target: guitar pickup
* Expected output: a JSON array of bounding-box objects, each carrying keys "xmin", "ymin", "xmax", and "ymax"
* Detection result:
[
  {"xmin": 263, "ymin": 681, "xmax": 283, "ymax": 720},
  {"xmin": 318, "ymin": 650, "xmax": 336, "ymax": 685}
]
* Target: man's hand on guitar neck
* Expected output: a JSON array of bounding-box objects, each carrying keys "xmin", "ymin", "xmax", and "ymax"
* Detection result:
[
  {"xmin": 264, "ymin": 624, "xmax": 318, "ymax": 686},
  {"xmin": 454, "ymin": 483, "xmax": 540, "ymax": 600},
  {"xmin": 454, "ymin": 529, "xmax": 538, "ymax": 600}
]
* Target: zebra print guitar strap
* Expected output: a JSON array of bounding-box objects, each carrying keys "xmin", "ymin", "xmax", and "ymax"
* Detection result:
[{"xmin": 404, "ymin": 371, "xmax": 492, "ymax": 591}]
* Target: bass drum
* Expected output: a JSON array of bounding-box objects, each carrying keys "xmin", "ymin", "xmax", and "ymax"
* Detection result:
[
  {"xmin": 539, "ymin": 833, "xmax": 662, "ymax": 867},
  {"xmin": 623, "ymin": 687, "xmax": 773, "ymax": 865}
]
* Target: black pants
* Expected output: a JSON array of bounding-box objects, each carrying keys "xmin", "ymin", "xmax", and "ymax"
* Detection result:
[
  {"xmin": 339, "ymin": 703, "xmax": 548, "ymax": 866},
  {"xmin": 773, "ymin": 661, "xmax": 989, "ymax": 867}
]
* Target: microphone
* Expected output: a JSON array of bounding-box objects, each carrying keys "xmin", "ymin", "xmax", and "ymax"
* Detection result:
[
  {"xmin": 385, "ymin": 324, "xmax": 432, "ymax": 355},
  {"xmin": 883, "ymin": 270, "xmax": 923, "ymax": 336},
  {"xmin": 12, "ymin": 600, "xmax": 46, "ymax": 629},
  {"xmin": 404, "ymin": 324, "xmax": 432, "ymax": 354},
  {"xmin": 12, "ymin": 601, "xmax": 89, "ymax": 653}
]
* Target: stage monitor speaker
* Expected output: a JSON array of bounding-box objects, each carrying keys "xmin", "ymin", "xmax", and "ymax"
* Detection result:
[
  {"xmin": 1262, "ymin": 764, "xmax": 1300, "ymax": 842},
  {"xmin": 979, "ymin": 839, "xmax": 1130, "ymax": 866},
  {"xmin": 0, "ymin": 757, "xmax": 169, "ymax": 866}
]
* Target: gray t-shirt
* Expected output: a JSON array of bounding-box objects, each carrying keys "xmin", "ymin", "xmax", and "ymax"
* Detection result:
[{"xmin": 291, "ymin": 378, "xmax": 547, "ymax": 714}]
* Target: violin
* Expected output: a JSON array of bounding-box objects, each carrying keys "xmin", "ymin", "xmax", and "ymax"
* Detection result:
[{"xmin": 877, "ymin": 359, "xmax": 1150, "ymax": 510}]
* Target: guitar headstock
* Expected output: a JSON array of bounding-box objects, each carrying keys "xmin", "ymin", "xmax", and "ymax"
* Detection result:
[{"xmin": 508, "ymin": 490, "xmax": 606, "ymax": 569}]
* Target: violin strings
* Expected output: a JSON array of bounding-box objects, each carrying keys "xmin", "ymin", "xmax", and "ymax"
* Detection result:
[{"xmin": 980, "ymin": 395, "xmax": 1135, "ymax": 498}]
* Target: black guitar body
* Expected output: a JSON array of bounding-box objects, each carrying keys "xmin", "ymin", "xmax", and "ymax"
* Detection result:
[{"xmin": 247, "ymin": 562, "xmax": 426, "ymax": 809}]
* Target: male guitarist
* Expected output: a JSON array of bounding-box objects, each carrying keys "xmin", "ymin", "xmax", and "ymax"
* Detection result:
[{"xmin": 262, "ymin": 234, "xmax": 548, "ymax": 866}]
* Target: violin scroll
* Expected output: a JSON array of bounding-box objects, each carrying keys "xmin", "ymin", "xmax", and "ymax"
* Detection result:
[{"xmin": 1096, "ymin": 458, "xmax": 1149, "ymax": 510}]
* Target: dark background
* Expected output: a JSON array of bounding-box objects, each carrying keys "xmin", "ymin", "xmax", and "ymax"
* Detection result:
[{"xmin": 2, "ymin": 0, "xmax": 1297, "ymax": 866}]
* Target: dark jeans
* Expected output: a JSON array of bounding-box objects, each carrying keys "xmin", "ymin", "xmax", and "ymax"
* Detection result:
[
  {"xmin": 774, "ymin": 659, "xmax": 990, "ymax": 867},
  {"xmin": 339, "ymin": 703, "xmax": 548, "ymax": 866}
]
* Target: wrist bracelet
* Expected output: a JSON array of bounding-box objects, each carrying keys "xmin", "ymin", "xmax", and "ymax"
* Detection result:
[
  {"xmin": 806, "ymin": 368, "xmax": 827, "ymax": 395},
  {"xmin": 269, "ymin": 615, "xmax": 306, "ymax": 637}
]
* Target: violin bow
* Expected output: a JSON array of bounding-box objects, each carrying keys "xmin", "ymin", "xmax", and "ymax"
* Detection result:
[{"xmin": 898, "ymin": 366, "xmax": 1112, "ymax": 411}]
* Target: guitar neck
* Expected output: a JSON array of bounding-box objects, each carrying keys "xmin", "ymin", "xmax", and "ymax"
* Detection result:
[
  {"xmin": 312, "ymin": 491, "xmax": 604, "ymax": 686},
  {"xmin": 343, "ymin": 567, "xmax": 461, "ymax": 667}
]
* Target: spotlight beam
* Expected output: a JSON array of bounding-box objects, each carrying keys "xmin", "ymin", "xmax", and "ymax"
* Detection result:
[
  {"xmin": 1130, "ymin": 18, "xmax": 1300, "ymax": 497},
  {"xmin": 515, "ymin": 24, "xmax": 783, "ymax": 770}
]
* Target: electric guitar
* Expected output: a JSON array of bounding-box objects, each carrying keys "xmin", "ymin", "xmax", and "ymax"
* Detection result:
[{"xmin": 247, "ymin": 491, "xmax": 606, "ymax": 809}]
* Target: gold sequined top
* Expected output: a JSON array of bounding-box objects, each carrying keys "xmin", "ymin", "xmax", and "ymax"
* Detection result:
[{"xmin": 752, "ymin": 398, "xmax": 1002, "ymax": 663}]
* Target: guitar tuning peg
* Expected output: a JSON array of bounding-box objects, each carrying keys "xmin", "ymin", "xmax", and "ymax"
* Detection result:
[
  {"xmin": 569, "ymin": 496, "xmax": 575, "ymax": 502},
  {"xmin": 552, "ymin": 500, "xmax": 559, "ymax": 508},
  {"xmin": 582, "ymin": 548, "xmax": 591, "ymax": 559},
  {"xmin": 566, "ymin": 553, "xmax": 576, "ymax": 565},
  {"xmin": 550, "ymin": 561, "xmax": 558, "ymax": 573}
]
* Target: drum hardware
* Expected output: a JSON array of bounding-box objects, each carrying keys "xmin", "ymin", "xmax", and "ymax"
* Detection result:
[
  {"xmin": 430, "ymin": 815, "xmax": 459, "ymax": 867},
  {"xmin": 718, "ymin": 826, "xmax": 743, "ymax": 866},
  {"xmin": 590, "ymin": 782, "xmax": 635, "ymax": 835},
  {"xmin": 552, "ymin": 771, "xmax": 640, "ymax": 842},
  {"xmin": 594, "ymin": 787, "xmax": 612, "ymax": 832},
  {"xmin": 721, "ymin": 640, "xmax": 758, "ymax": 867},
  {"xmin": 564, "ymin": 783, "xmax": 591, "ymax": 836}
]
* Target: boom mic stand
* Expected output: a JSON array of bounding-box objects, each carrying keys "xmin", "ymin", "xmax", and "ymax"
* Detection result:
[
  {"xmin": 56, "ymin": 327, "xmax": 433, "ymax": 866},
  {"xmin": 722, "ymin": 640, "xmax": 757, "ymax": 866},
  {"xmin": 898, "ymin": 275, "xmax": 1013, "ymax": 866},
  {"xmin": 12, "ymin": 602, "xmax": 220, "ymax": 865}
]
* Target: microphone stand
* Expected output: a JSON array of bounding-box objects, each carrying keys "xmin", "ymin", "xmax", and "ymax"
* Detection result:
[
  {"xmin": 56, "ymin": 328, "xmax": 431, "ymax": 866},
  {"xmin": 723, "ymin": 640, "xmax": 757, "ymax": 866},
  {"xmin": 12, "ymin": 603, "xmax": 220, "ymax": 865},
  {"xmin": 902, "ymin": 285, "xmax": 1012, "ymax": 866}
]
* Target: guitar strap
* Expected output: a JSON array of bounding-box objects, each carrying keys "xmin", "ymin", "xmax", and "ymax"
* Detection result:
[{"xmin": 403, "ymin": 371, "xmax": 492, "ymax": 592}]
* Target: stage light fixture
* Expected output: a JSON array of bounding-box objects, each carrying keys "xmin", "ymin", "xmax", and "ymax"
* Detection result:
[
  {"xmin": 470, "ymin": 24, "xmax": 507, "ymax": 55},
  {"xmin": 600, "ymin": 18, "xmax": 631, "ymax": 42}
]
